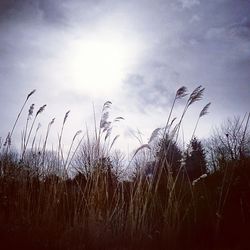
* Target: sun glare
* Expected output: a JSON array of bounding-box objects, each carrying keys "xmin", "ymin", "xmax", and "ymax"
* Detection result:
[{"xmin": 63, "ymin": 34, "xmax": 138, "ymax": 98}]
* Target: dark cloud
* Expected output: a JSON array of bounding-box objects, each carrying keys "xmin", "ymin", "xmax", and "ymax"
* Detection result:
[
  {"xmin": 0, "ymin": 0, "xmax": 67, "ymax": 26},
  {"xmin": 130, "ymin": 0, "xmax": 249, "ymax": 112},
  {"xmin": 123, "ymin": 60, "xmax": 181, "ymax": 112},
  {"xmin": 229, "ymin": 18, "xmax": 250, "ymax": 40},
  {"xmin": 38, "ymin": 0, "xmax": 66, "ymax": 25}
]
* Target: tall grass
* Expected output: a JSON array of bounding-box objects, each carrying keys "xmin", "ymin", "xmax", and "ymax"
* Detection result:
[{"xmin": 0, "ymin": 88, "xmax": 249, "ymax": 250}]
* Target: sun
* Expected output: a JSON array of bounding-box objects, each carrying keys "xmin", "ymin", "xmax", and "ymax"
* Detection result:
[{"xmin": 63, "ymin": 33, "xmax": 138, "ymax": 98}]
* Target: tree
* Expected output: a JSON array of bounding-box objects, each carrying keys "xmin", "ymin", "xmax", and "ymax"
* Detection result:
[
  {"xmin": 185, "ymin": 137, "xmax": 207, "ymax": 180},
  {"xmin": 156, "ymin": 134, "xmax": 183, "ymax": 176},
  {"xmin": 206, "ymin": 115, "xmax": 250, "ymax": 171}
]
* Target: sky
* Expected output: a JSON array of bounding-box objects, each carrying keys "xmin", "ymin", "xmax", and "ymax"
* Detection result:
[{"xmin": 0, "ymin": 0, "xmax": 250, "ymax": 154}]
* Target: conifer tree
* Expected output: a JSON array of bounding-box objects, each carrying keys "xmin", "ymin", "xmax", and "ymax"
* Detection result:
[{"xmin": 185, "ymin": 137, "xmax": 207, "ymax": 180}]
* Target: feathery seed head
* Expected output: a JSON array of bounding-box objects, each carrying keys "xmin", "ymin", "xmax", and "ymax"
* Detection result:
[
  {"xmin": 200, "ymin": 174, "xmax": 208, "ymax": 179},
  {"xmin": 199, "ymin": 102, "xmax": 211, "ymax": 118},
  {"xmin": 103, "ymin": 121, "xmax": 112, "ymax": 132},
  {"xmin": 102, "ymin": 101, "xmax": 112, "ymax": 112},
  {"xmin": 188, "ymin": 85, "xmax": 205, "ymax": 106},
  {"xmin": 100, "ymin": 101, "xmax": 112, "ymax": 129},
  {"xmin": 114, "ymin": 116, "xmax": 125, "ymax": 122},
  {"xmin": 63, "ymin": 110, "xmax": 70, "ymax": 125},
  {"xmin": 100, "ymin": 111, "xmax": 109, "ymax": 128},
  {"xmin": 4, "ymin": 132, "xmax": 11, "ymax": 147},
  {"xmin": 28, "ymin": 104, "xmax": 35, "ymax": 117},
  {"xmin": 36, "ymin": 105, "xmax": 46, "ymax": 116},
  {"xmin": 26, "ymin": 89, "xmax": 36, "ymax": 101},
  {"xmin": 50, "ymin": 118, "xmax": 55, "ymax": 125},
  {"xmin": 176, "ymin": 86, "xmax": 188, "ymax": 99},
  {"xmin": 149, "ymin": 128, "xmax": 162, "ymax": 144}
]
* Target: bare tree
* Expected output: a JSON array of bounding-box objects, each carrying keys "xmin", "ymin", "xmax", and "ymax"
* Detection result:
[{"xmin": 206, "ymin": 114, "xmax": 250, "ymax": 171}]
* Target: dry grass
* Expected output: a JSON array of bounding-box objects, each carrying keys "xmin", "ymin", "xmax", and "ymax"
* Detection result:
[{"xmin": 0, "ymin": 88, "xmax": 250, "ymax": 250}]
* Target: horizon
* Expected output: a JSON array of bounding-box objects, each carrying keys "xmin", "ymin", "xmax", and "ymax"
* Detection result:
[{"xmin": 0, "ymin": 0, "xmax": 249, "ymax": 154}]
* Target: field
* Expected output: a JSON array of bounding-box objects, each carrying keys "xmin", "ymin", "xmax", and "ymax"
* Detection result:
[{"xmin": 0, "ymin": 88, "xmax": 250, "ymax": 250}]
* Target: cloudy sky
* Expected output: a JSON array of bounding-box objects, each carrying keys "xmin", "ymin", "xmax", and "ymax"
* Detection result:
[{"xmin": 0, "ymin": 0, "xmax": 250, "ymax": 153}]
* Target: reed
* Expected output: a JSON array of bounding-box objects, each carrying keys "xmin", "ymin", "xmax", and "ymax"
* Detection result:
[{"xmin": 0, "ymin": 89, "xmax": 249, "ymax": 250}]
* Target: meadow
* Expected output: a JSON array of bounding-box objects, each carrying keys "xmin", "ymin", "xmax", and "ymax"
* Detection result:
[{"xmin": 0, "ymin": 87, "xmax": 249, "ymax": 250}]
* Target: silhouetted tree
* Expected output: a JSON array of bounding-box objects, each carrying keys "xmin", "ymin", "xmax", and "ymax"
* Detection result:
[
  {"xmin": 156, "ymin": 134, "xmax": 182, "ymax": 176},
  {"xmin": 206, "ymin": 115, "xmax": 250, "ymax": 171},
  {"xmin": 185, "ymin": 137, "xmax": 207, "ymax": 180}
]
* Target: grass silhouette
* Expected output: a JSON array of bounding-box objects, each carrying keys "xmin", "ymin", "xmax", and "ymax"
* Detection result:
[{"xmin": 0, "ymin": 88, "xmax": 249, "ymax": 250}]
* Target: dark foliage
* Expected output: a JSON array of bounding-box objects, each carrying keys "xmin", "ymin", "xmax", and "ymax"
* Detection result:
[
  {"xmin": 156, "ymin": 134, "xmax": 182, "ymax": 176},
  {"xmin": 185, "ymin": 137, "xmax": 207, "ymax": 180}
]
